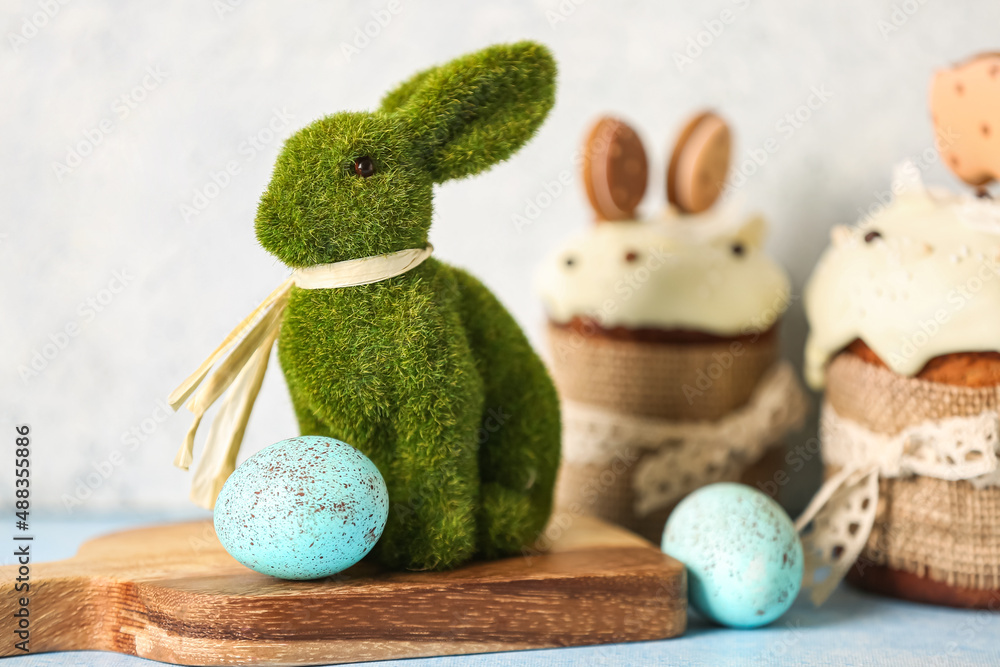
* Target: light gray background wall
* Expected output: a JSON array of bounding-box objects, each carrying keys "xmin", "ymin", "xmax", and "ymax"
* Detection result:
[{"xmin": 2, "ymin": 0, "xmax": 996, "ymax": 514}]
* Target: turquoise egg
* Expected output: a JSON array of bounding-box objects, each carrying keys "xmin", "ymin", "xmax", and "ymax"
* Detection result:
[
  {"xmin": 662, "ymin": 483, "xmax": 802, "ymax": 628},
  {"xmin": 214, "ymin": 435, "xmax": 389, "ymax": 580}
]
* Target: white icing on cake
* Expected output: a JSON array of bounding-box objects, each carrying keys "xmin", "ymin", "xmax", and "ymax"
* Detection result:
[
  {"xmin": 804, "ymin": 162, "xmax": 1000, "ymax": 389},
  {"xmin": 536, "ymin": 205, "xmax": 791, "ymax": 336}
]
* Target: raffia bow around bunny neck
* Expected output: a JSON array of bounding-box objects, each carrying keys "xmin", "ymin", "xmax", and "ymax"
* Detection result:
[{"xmin": 168, "ymin": 245, "xmax": 433, "ymax": 509}]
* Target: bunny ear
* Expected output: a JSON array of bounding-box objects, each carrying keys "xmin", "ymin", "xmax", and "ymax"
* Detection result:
[
  {"xmin": 930, "ymin": 52, "xmax": 1000, "ymax": 189},
  {"xmin": 380, "ymin": 68, "xmax": 435, "ymax": 114},
  {"xmin": 732, "ymin": 213, "xmax": 767, "ymax": 249},
  {"xmin": 667, "ymin": 111, "xmax": 731, "ymax": 215},
  {"xmin": 382, "ymin": 41, "xmax": 556, "ymax": 184},
  {"xmin": 580, "ymin": 116, "xmax": 648, "ymax": 222}
]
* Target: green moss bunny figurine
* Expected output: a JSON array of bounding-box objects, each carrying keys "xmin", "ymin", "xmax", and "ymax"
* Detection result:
[{"xmin": 252, "ymin": 42, "xmax": 561, "ymax": 571}]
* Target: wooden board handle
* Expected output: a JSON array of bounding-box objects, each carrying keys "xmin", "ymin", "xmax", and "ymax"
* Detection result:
[{"xmin": 0, "ymin": 518, "xmax": 685, "ymax": 665}]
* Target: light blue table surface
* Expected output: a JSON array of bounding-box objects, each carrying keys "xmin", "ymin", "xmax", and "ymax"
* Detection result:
[{"xmin": 3, "ymin": 513, "xmax": 999, "ymax": 666}]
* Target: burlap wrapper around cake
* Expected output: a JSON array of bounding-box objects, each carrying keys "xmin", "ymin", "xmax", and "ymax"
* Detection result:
[
  {"xmin": 824, "ymin": 352, "xmax": 1000, "ymax": 595},
  {"xmin": 547, "ymin": 320, "xmax": 796, "ymax": 543}
]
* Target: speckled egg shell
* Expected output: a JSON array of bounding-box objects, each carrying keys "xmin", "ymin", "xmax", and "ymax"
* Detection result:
[
  {"xmin": 214, "ymin": 435, "xmax": 389, "ymax": 580},
  {"xmin": 662, "ymin": 483, "xmax": 803, "ymax": 628}
]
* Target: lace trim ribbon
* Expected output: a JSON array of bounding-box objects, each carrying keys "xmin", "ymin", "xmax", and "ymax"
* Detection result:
[
  {"xmin": 561, "ymin": 360, "xmax": 808, "ymax": 516},
  {"xmin": 797, "ymin": 402, "xmax": 1000, "ymax": 605}
]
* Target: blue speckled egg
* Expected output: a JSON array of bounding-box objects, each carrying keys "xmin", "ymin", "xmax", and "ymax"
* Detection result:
[
  {"xmin": 662, "ymin": 483, "xmax": 802, "ymax": 628},
  {"xmin": 214, "ymin": 435, "xmax": 389, "ymax": 580}
]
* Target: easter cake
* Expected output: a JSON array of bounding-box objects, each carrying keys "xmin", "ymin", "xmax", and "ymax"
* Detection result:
[
  {"xmin": 537, "ymin": 113, "xmax": 806, "ymax": 542},
  {"xmin": 799, "ymin": 52, "xmax": 1000, "ymax": 607}
]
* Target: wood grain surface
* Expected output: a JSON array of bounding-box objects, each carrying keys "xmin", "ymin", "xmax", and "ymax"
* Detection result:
[{"xmin": 0, "ymin": 516, "xmax": 686, "ymax": 666}]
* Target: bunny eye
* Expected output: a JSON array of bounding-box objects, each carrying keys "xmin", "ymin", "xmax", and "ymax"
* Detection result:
[
  {"xmin": 730, "ymin": 242, "xmax": 745, "ymax": 257},
  {"xmin": 352, "ymin": 156, "xmax": 375, "ymax": 178}
]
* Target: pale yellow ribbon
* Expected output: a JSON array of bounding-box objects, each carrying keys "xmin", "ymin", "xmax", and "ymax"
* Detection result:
[{"xmin": 168, "ymin": 245, "xmax": 434, "ymax": 509}]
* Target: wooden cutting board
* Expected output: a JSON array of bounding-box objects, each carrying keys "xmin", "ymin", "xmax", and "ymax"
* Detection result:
[{"xmin": 0, "ymin": 516, "xmax": 686, "ymax": 665}]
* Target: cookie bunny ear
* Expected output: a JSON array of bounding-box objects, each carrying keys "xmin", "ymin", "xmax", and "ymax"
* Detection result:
[
  {"xmin": 667, "ymin": 111, "xmax": 731, "ymax": 215},
  {"xmin": 930, "ymin": 52, "xmax": 1000, "ymax": 190},
  {"xmin": 580, "ymin": 116, "xmax": 648, "ymax": 222},
  {"xmin": 379, "ymin": 41, "xmax": 556, "ymax": 184}
]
